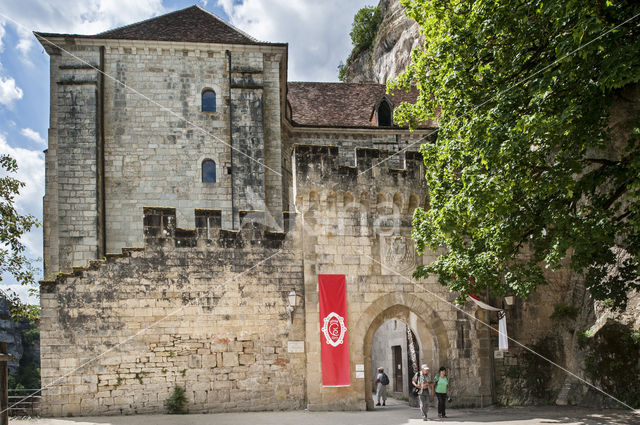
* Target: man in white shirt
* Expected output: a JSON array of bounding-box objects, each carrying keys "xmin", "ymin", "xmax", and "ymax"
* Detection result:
[
  {"xmin": 412, "ymin": 364, "xmax": 433, "ymax": 420},
  {"xmin": 375, "ymin": 367, "xmax": 388, "ymax": 406}
]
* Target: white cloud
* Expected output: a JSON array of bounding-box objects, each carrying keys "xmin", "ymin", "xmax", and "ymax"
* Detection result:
[
  {"xmin": 0, "ymin": 0, "xmax": 166, "ymax": 57},
  {"xmin": 0, "ymin": 22, "xmax": 5, "ymax": 52},
  {"xmin": 0, "ymin": 134, "xmax": 43, "ymax": 301},
  {"xmin": 218, "ymin": 0, "xmax": 370, "ymax": 81},
  {"xmin": 0, "ymin": 134, "xmax": 45, "ymax": 261},
  {"xmin": 20, "ymin": 128, "xmax": 46, "ymax": 147},
  {"xmin": 0, "ymin": 280, "xmax": 39, "ymax": 306},
  {"xmin": 1, "ymin": 0, "xmax": 369, "ymax": 81},
  {"xmin": 0, "ymin": 73, "xmax": 22, "ymax": 106},
  {"xmin": 14, "ymin": 25, "xmax": 33, "ymax": 62}
]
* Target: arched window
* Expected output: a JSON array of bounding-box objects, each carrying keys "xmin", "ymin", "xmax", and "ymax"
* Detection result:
[
  {"xmin": 377, "ymin": 100, "xmax": 392, "ymax": 126},
  {"xmin": 202, "ymin": 89, "xmax": 216, "ymax": 112},
  {"xmin": 202, "ymin": 160, "xmax": 216, "ymax": 183}
]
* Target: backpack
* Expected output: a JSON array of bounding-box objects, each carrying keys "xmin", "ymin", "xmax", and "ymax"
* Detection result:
[{"xmin": 380, "ymin": 372, "xmax": 390, "ymax": 385}]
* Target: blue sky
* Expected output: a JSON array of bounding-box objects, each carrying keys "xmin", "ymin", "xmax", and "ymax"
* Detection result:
[{"xmin": 0, "ymin": 0, "xmax": 373, "ymax": 304}]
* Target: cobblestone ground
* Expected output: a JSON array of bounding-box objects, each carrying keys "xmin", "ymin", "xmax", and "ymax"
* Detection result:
[{"xmin": 10, "ymin": 399, "xmax": 640, "ymax": 425}]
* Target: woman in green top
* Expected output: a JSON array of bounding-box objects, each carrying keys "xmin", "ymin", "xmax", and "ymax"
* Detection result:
[{"xmin": 434, "ymin": 366, "xmax": 450, "ymax": 418}]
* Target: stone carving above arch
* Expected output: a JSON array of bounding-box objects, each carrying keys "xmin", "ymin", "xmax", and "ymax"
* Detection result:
[{"xmin": 380, "ymin": 234, "xmax": 416, "ymax": 275}]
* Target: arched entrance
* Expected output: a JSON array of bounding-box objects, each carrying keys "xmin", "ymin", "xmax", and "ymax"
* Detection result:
[
  {"xmin": 370, "ymin": 318, "xmax": 420, "ymax": 401},
  {"xmin": 356, "ymin": 294, "xmax": 450, "ymax": 410}
]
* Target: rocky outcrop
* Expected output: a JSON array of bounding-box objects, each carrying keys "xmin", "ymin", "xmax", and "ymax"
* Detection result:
[
  {"xmin": 0, "ymin": 297, "xmax": 39, "ymax": 377},
  {"xmin": 344, "ymin": 0, "xmax": 422, "ymax": 84},
  {"xmin": 342, "ymin": 5, "xmax": 640, "ymax": 408}
]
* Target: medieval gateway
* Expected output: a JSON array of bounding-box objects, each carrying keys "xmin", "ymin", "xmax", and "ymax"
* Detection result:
[{"xmin": 35, "ymin": 6, "xmax": 557, "ymax": 416}]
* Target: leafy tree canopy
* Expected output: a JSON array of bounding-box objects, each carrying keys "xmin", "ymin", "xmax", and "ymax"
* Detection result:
[
  {"xmin": 391, "ymin": 0, "xmax": 640, "ymax": 309},
  {"xmin": 338, "ymin": 5, "xmax": 382, "ymax": 81},
  {"xmin": 1, "ymin": 154, "xmax": 40, "ymax": 319},
  {"xmin": 350, "ymin": 5, "xmax": 382, "ymax": 55}
]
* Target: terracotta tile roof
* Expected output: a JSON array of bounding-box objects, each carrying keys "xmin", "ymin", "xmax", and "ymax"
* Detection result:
[
  {"xmin": 34, "ymin": 6, "xmax": 283, "ymax": 46},
  {"xmin": 287, "ymin": 82, "xmax": 436, "ymax": 129}
]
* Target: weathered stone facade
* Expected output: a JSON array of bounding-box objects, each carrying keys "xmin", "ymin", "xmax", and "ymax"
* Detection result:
[
  {"xmin": 40, "ymin": 215, "xmax": 304, "ymax": 415},
  {"xmin": 37, "ymin": 6, "xmax": 496, "ymax": 416},
  {"xmin": 42, "ymin": 38, "xmax": 287, "ymax": 273}
]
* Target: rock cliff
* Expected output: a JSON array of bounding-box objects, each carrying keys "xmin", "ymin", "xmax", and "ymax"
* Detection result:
[
  {"xmin": 343, "ymin": 0, "xmax": 422, "ymax": 84},
  {"xmin": 342, "ymin": 3, "xmax": 640, "ymax": 409},
  {"xmin": 0, "ymin": 297, "xmax": 40, "ymax": 381}
]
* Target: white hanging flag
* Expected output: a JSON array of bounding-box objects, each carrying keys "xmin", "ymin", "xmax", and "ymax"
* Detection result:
[{"xmin": 469, "ymin": 294, "xmax": 508, "ymax": 351}]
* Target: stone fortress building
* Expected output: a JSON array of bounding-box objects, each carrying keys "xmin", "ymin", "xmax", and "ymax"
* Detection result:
[{"xmin": 34, "ymin": 5, "xmax": 526, "ymax": 416}]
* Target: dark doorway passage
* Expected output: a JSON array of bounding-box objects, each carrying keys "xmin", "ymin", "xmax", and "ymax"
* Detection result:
[{"xmin": 392, "ymin": 345, "xmax": 402, "ymax": 392}]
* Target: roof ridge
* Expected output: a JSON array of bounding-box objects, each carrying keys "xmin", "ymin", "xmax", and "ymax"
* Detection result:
[
  {"xmin": 193, "ymin": 5, "xmax": 261, "ymax": 43},
  {"xmin": 96, "ymin": 6, "xmax": 177, "ymax": 36}
]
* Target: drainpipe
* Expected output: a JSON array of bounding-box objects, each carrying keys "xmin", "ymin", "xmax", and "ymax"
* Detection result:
[
  {"xmin": 226, "ymin": 50, "xmax": 235, "ymax": 230},
  {"xmin": 96, "ymin": 46, "xmax": 106, "ymax": 257}
]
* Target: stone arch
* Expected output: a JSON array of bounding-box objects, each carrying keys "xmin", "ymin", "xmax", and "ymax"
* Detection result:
[
  {"xmin": 376, "ymin": 192, "xmax": 390, "ymax": 215},
  {"xmin": 352, "ymin": 292, "xmax": 450, "ymax": 410},
  {"xmin": 343, "ymin": 191, "xmax": 354, "ymax": 207},
  {"xmin": 408, "ymin": 193, "xmax": 419, "ymax": 214},
  {"xmin": 376, "ymin": 97, "xmax": 393, "ymax": 127},
  {"xmin": 326, "ymin": 190, "xmax": 337, "ymax": 212},
  {"xmin": 359, "ymin": 191, "xmax": 370, "ymax": 209},
  {"xmin": 392, "ymin": 192, "xmax": 404, "ymax": 215},
  {"xmin": 308, "ymin": 190, "xmax": 319, "ymax": 211}
]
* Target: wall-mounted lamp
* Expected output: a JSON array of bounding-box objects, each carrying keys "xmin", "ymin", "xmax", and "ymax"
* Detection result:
[
  {"xmin": 286, "ymin": 290, "xmax": 299, "ymax": 323},
  {"xmin": 504, "ymin": 296, "xmax": 515, "ymax": 306}
]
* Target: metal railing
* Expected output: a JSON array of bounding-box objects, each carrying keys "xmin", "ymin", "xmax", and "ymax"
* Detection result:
[{"xmin": 7, "ymin": 389, "xmax": 40, "ymax": 417}]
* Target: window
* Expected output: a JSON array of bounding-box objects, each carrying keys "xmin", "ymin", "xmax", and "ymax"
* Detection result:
[
  {"xmin": 377, "ymin": 100, "xmax": 392, "ymax": 126},
  {"xmin": 195, "ymin": 209, "xmax": 221, "ymax": 239},
  {"xmin": 202, "ymin": 160, "xmax": 216, "ymax": 183},
  {"xmin": 202, "ymin": 89, "xmax": 216, "ymax": 112}
]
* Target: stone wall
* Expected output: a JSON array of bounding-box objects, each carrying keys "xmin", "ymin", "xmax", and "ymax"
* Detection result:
[
  {"xmin": 42, "ymin": 39, "xmax": 287, "ymax": 275},
  {"xmin": 43, "ymin": 45, "xmax": 103, "ymax": 276},
  {"xmin": 39, "ymin": 208, "xmax": 304, "ymax": 416},
  {"xmin": 101, "ymin": 43, "xmax": 285, "ymax": 249},
  {"xmin": 292, "ymin": 144, "xmax": 493, "ymax": 410}
]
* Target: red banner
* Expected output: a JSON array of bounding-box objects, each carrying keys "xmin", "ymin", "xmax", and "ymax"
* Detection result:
[{"xmin": 318, "ymin": 274, "xmax": 350, "ymax": 387}]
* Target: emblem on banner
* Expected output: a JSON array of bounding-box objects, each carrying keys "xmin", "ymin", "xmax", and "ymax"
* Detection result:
[{"xmin": 321, "ymin": 312, "xmax": 348, "ymax": 347}]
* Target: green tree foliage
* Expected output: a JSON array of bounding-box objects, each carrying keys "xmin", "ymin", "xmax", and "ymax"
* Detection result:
[
  {"xmin": 391, "ymin": 1, "xmax": 640, "ymax": 309},
  {"xmin": 338, "ymin": 5, "xmax": 382, "ymax": 81},
  {"xmin": 0, "ymin": 154, "xmax": 41, "ymax": 319},
  {"xmin": 350, "ymin": 5, "xmax": 382, "ymax": 55}
]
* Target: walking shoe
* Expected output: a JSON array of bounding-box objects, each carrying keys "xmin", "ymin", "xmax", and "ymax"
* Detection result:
[
  {"xmin": 382, "ymin": 401, "xmax": 385, "ymax": 406},
  {"xmin": 376, "ymin": 402, "xmax": 381, "ymax": 406}
]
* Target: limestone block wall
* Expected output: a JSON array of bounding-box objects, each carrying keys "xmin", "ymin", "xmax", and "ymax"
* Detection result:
[
  {"xmin": 42, "ymin": 39, "xmax": 288, "ymax": 275},
  {"xmin": 43, "ymin": 44, "xmax": 103, "ymax": 275},
  {"xmin": 39, "ymin": 209, "xmax": 304, "ymax": 416},
  {"xmin": 101, "ymin": 43, "xmax": 286, "ymax": 251},
  {"xmin": 292, "ymin": 144, "xmax": 492, "ymax": 410}
]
